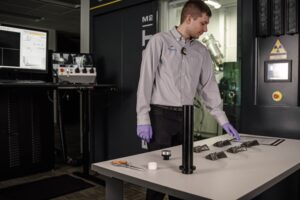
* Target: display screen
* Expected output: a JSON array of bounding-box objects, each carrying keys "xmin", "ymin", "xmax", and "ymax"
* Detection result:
[
  {"xmin": 0, "ymin": 25, "xmax": 47, "ymax": 72},
  {"xmin": 265, "ymin": 60, "xmax": 291, "ymax": 81}
]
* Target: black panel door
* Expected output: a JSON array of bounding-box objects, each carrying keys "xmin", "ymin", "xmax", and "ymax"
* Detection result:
[
  {"xmin": 241, "ymin": 0, "xmax": 300, "ymax": 139},
  {"xmin": 92, "ymin": 1, "xmax": 157, "ymax": 160}
]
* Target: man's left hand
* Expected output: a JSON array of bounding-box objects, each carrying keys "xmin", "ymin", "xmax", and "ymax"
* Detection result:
[{"xmin": 222, "ymin": 123, "xmax": 240, "ymax": 141}]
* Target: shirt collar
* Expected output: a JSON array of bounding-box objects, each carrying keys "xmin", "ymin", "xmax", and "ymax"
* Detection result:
[{"xmin": 170, "ymin": 26, "xmax": 195, "ymax": 44}]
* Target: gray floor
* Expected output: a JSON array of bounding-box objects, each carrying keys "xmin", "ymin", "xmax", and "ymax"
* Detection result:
[
  {"xmin": 0, "ymin": 120, "xmax": 169, "ymax": 199},
  {"xmin": 0, "ymin": 122, "xmax": 148, "ymax": 200}
]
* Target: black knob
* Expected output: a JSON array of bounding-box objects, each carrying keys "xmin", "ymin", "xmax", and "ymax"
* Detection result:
[{"xmin": 161, "ymin": 150, "xmax": 171, "ymax": 160}]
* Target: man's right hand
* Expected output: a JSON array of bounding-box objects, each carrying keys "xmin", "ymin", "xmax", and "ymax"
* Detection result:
[{"xmin": 137, "ymin": 125, "xmax": 153, "ymax": 143}]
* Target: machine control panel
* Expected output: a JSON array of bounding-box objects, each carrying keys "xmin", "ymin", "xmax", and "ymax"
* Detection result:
[
  {"xmin": 52, "ymin": 53, "xmax": 97, "ymax": 84},
  {"xmin": 56, "ymin": 66, "xmax": 97, "ymax": 84},
  {"xmin": 257, "ymin": 36, "xmax": 298, "ymax": 107}
]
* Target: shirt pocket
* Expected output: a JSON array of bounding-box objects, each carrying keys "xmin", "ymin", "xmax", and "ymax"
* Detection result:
[{"xmin": 160, "ymin": 47, "xmax": 181, "ymax": 76}]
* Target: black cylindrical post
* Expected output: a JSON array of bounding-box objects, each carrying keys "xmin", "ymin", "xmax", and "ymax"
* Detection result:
[{"xmin": 180, "ymin": 105, "xmax": 196, "ymax": 174}]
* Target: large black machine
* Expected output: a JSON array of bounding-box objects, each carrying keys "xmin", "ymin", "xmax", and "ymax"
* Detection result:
[
  {"xmin": 52, "ymin": 53, "xmax": 97, "ymax": 84},
  {"xmin": 255, "ymin": 0, "xmax": 298, "ymax": 107}
]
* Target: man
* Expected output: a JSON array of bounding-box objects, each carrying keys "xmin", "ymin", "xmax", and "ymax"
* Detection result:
[{"xmin": 136, "ymin": 0, "xmax": 240, "ymax": 199}]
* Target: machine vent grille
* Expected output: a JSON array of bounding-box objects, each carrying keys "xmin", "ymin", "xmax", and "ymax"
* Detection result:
[{"xmin": 8, "ymin": 94, "xmax": 20, "ymax": 168}]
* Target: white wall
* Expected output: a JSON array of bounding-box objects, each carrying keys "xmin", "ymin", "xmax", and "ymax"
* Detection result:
[{"xmin": 224, "ymin": 5, "xmax": 237, "ymax": 62}]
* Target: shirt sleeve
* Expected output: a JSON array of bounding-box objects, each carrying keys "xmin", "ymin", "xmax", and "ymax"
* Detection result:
[
  {"xmin": 197, "ymin": 49, "xmax": 229, "ymax": 126},
  {"xmin": 136, "ymin": 35, "xmax": 162, "ymax": 125}
]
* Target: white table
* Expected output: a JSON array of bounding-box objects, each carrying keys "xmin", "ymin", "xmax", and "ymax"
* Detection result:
[{"xmin": 91, "ymin": 134, "xmax": 300, "ymax": 200}]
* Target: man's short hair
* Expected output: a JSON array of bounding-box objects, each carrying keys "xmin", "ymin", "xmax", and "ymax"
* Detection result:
[{"xmin": 180, "ymin": 0, "xmax": 212, "ymax": 24}]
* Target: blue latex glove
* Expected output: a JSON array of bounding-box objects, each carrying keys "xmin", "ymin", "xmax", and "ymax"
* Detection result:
[
  {"xmin": 222, "ymin": 123, "xmax": 240, "ymax": 141},
  {"xmin": 137, "ymin": 124, "xmax": 153, "ymax": 143}
]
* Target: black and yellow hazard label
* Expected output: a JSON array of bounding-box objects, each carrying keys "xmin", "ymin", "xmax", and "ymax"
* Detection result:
[
  {"xmin": 269, "ymin": 40, "xmax": 287, "ymax": 60},
  {"xmin": 272, "ymin": 90, "xmax": 283, "ymax": 102}
]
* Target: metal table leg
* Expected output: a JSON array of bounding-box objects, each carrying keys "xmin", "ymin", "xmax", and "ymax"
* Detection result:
[{"xmin": 106, "ymin": 178, "xmax": 123, "ymax": 200}]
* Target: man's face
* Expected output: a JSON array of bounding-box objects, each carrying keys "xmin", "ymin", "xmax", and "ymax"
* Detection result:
[{"xmin": 187, "ymin": 13, "xmax": 209, "ymax": 39}]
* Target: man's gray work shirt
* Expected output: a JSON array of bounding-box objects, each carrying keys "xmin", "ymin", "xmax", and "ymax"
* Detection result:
[{"xmin": 137, "ymin": 27, "xmax": 228, "ymax": 126}]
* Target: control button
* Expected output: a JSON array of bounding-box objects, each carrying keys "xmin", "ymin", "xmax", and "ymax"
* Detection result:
[
  {"xmin": 82, "ymin": 68, "xmax": 87, "ymax": 73},
  {"xmin": 272, "ymin": 90, "xmax": 283, "ymax": 102},
  {"xmin": 90, "ymin": 68, "xmax": 95, "ymax": 73},
  {"xmin": 75, "ymin": 68, "xmax": 80, "ymax": 73}
]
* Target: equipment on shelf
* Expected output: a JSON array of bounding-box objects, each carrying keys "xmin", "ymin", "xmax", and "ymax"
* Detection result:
[{"xmin": 52, "ymin": 53, "xmax": 97, "ymax": 84}]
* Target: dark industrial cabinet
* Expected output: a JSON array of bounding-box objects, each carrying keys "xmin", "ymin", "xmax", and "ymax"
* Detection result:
[
  {"xmin": 90, "ymin": 0, "xmax": 157, "ymax": 161},
  {"xmin": 241, "ymin": 0, "xmax": 300, "ymax": 140},
  {"xmin": 0, "ymin": 88, "xmax": 54, "ymax": 180},
  {"xmin": 232, "ymin": 1, "xmax": 300, "ymax": 199}
]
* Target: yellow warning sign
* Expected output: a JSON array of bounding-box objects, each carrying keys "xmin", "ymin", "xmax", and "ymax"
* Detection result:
[
  {"xmin": 270, "ymin": 40, "xmax": 287, "ymax": 54},
  {"xmin": 269, "ymin": 40, "xmax": 287, "ymax": 60}
]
